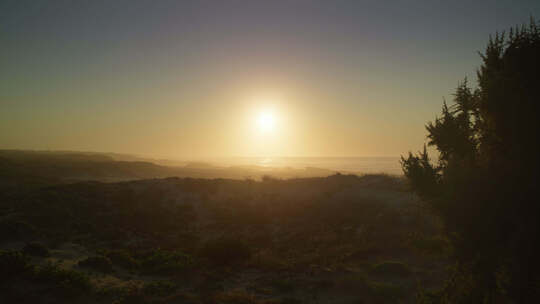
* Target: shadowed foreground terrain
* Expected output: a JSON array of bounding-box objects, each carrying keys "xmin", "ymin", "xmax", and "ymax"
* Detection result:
[{"xmin": 0, "ymin": 154, "xmax": 450, "ymax": 304}]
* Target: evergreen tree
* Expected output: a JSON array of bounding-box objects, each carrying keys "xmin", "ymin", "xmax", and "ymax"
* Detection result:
[{"xmin": 402, "ymin": 18, "xmax": 540, "ymax": 303}]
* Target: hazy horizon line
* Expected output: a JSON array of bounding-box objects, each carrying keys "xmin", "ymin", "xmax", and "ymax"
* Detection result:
[{"xmin": 0, "ymin": 148, "xmax": 401, "ymax": 159}]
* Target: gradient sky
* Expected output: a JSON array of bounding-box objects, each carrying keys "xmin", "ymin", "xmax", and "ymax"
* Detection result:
[{"xmin": 2, "ymin": 0, "xmax": 539, "ymax": 158}]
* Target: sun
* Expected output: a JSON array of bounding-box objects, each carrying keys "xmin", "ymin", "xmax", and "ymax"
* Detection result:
[{"xmin": 256, "ymin": 110, "xmax": 276, "ymax": 133}]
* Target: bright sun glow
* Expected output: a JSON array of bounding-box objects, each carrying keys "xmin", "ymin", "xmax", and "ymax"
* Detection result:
[{"xmin": 256, "ymin": 110, "xmax": 276, "ymax": 133}]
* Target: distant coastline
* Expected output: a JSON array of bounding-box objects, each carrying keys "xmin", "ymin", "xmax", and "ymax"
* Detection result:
[{"xmin": 205, "ymin": 156, "xmax": 403, "ymax": 175}]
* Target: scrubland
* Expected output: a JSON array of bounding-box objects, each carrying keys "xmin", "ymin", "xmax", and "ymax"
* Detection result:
[{"xmin": 1, "ymin": 172, "xmax": 451, "ymax": 303}]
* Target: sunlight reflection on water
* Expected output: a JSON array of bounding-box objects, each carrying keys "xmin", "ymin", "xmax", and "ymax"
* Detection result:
[
  {"xmin": 218, "ymin": 157, "xmax": 402, "ymax": 175},
  {"xmin": 258, "ymin": 158, "xmax": 273, "ymax": 167}
]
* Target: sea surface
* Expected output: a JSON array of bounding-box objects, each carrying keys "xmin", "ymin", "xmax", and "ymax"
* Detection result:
[{"xmin": 215, "ymin": 157, "xmax": 403, "ymax": 175}]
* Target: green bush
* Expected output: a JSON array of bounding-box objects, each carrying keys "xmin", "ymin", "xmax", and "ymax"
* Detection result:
[
  {"xmin": 78, "ymin": 256, "xmax": 114, "ymax": 273},
  {"xmin": 22, "ymin": 242, "xmax": 51, "ymax": 257},
  {"xmin": 279, "ymin": 298, "xmax": 303, "ymax": 304},
  {"xmin": 0, "ymin": 220, "xmax": 38, "ymax": 242},
  {"xmin": 199, "ymin": 237, "xmax": 252, "ymax": 266},
  {"xmin": 213, "ymin": 289, "xmax": 264, "ymax": 304},
  {"xmin": 143, "ymin": 280, "xmax": 177, "ymax": 296},
  {"xmin": 33, "ymin": 262, "xmax": 93, "ymax": 298},
  {"xmin": 0, "ymin": 252, "xmax": 92, "ymax": 299},
  {"xmin": 115, "ymin": 287, "xmax": 150, "ymax": 304},
  {"xmin": 368, "ymin": 281, "xmax": 407, "ymax": 301},
  {"xmin": 139, "ymin": 248, "xmax": 193, "ymax": 275},
  {"xmin": 0, "ymin": 250, "xmax": 33, "ymax": 281},
  {"xmin": 269, "ymin": 278, "xmax": 296, "ymax": 293},
  {"xmin": 370, "ymin": 261, "xmax": 411, "ymax": 277},
  {"xmin": 104, "ymin": 249, "xmax": 139, "ymax": 270},
  {"xmin": 160, "ymin": 292, "xmax": 202, "ymax": 304},
  {"xmin": 410, "ymin": 235, "xmax": 449, "ymax": 255}
]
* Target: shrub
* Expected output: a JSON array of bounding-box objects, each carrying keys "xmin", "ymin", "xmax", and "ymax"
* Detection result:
[
  {"xmin": 33, "ymin": 262, "xmax": 93, "ymax": 298},
  {"xmin": 368, "ymin": 280, "xmax": 407, "ymax": 301},
  {"xmin": 370, "ymin": 261, "xmax": 411, "ymax": 277},
  {"xmin": 199, "ymin": 237, "xmax": 252, "ymax": 266},
  {"xmin": 104, "ymin": 249, "xmax": 139, "ymax": 270},
  {"xmin": 251, "ymin": 250, "xmax": 288, "ymax": 271},
  {"xmin": 213, "ymin": 289, "xmax": 262, "ymax": 304},
  {"xmin": 139, "ymin": 248, "xmax": 193, "ymax": 275},
  {"xmin": 160, "ymin": 292, "xmax": 202, "ymax": 304},
  {"xmin": 22, "ymin": 242, "xmax": 50, "ymax": 257},
  {"xmin": 143, "ymin": 280, "xmax": 177, "ymax": 296},
  {"xmin": 0, "ymin": 250, "xmax": 33, "ymax": 281},
  {"xmin": 0, "ymin": 220, "xmax": 38, "ymax": 242},
  {"xmin": 410, "ymin": 235, "xmax": 449, "ymax": 255},
  {"xmin": 279, "ymin": 298, "xmax": 303, "ymax": 304},
  {"xmin": 334, "ymin": 272, "xmax": 370, "ymax": 292},
  {"xmin": 78, "ymin": 256, "xmax": 114, "ymax": 273},
  {"xmin": 269, "ymin": 278, "xmax": 296, "ymax": 293},
  {"xmin": 116, "ymin": 289, "xmax": 151, "ymax": 304}
]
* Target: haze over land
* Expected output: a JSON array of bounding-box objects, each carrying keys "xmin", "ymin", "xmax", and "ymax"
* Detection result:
[{"xmin": 0, "ymin": 150, "xmax": 402, "ymax": 189}]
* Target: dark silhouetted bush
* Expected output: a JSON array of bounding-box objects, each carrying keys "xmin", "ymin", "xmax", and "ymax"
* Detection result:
[
  {"xmin": 104, "ymin": 249, "xmax": 139, "ymax": 270},
  {"xmin": 368, "ymin": 280, "xmax": 407, "ymax": 302},
  {"xmin": 269, "ymin": 278, "xmax": 297, "ymax": 293},
  {"xmin": 0, "ymin": 220, "xmax": 38, "ymax": 242},
  {"xmin": 370, "ymin": 261, "xmax": 411, "ymax": 277},
  {"xmin": 0, "ymin": 250, "xmax": 33, "ymax": 282},
  {"xmin": 199, "ymin": 237, "xmax": 252, "ymax": 266},
  {"xmin": 142, "ymin": 280, "xmax": 177, "ymax": 296},
  {"xmin": 22, "ymin": 242, "xmax": 50, "ymax": 257},
  {"xmin": 410, "ymin": 235, "xmax": 449, "ymax": 255},
  {"xmin": 138, "ymin": 248, "xmax": 193, "ymax": 275},
  {"xmin": 33, "ymin": 262, "xmax": 93, "ymax": 298},
  {"xmin": 78, "ymin": 256, "xmax": 114, "ymax": 273}
]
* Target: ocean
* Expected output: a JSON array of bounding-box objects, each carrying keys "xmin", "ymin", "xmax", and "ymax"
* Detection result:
[{"xmin": 215, "ymin": 157, "xmax": 403, "ymax": 175}]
